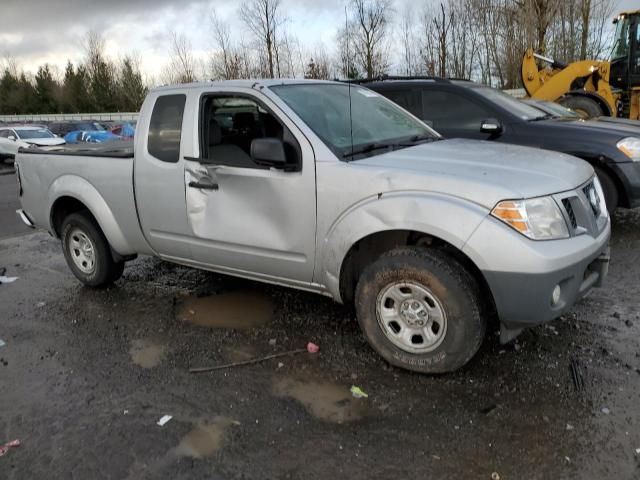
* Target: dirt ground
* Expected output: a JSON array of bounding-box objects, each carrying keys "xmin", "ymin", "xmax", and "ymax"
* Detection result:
[{"xmin": 1, "ymin": 205, "xmax": 640, "ymax": 479}]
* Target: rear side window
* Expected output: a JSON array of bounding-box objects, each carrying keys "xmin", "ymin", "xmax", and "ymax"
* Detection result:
[
  {"xmin": 421, "ymin": 89, "xmax": 489, "ymax": 130},
  {"xmin": 381, "ymin": 89, "xmax": 421, "ymax": 118},
  {"xmin": 147, "ymin": 94, "xmax": 186, "ymax": 163}
]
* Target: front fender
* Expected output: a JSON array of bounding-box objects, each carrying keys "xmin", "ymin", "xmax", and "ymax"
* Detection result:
[
  {"xmin": 319, "ymin": 191, "xmax": 490, "ymax": 300},
  {"xmin": 48, "ymin": 175, "xmax": 133, "ymax": 255}
]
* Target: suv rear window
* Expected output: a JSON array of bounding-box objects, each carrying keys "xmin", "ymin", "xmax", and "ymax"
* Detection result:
[{"xmin": 147, "ymin": 94, "xmax": 186, "ymax": 163}]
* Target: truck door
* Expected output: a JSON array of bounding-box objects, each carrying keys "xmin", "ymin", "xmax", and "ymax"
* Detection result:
[
  {"xmin": 183, "ymin": 91, "xmax": 317, "ymax": 283},
  {"xmin": 134, "ymin": 92, "xmax": 193, "ymax": 260}
]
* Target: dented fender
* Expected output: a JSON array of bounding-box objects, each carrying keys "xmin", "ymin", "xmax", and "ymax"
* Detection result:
[
  {"xmin": 318, "ymin": 191, "xmax": 490, "ymax": 301},
  {"xmin": 48, "ymin": 175, "xmax": 134, "ymax": 255}
]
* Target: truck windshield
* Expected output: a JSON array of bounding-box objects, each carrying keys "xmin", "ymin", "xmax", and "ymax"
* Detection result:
[
  {"xmin": 611, "ymin": 16, "xmax": 630, "ymax": 60},
  {"xmin": 270, "ymin": 83, "xmax": 438, "ymax": 159},
  {"xmin": 17, "ymin": 129, "xmax": 55, "ymax": 139}
]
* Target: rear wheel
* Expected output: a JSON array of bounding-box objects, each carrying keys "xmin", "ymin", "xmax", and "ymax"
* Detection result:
[
  {"xmin": 354, "ymin": 247, "xmax": 485, "ymax": 374},
  {"xmin": 594, "ymin": 166, "xmax": 619, "ymax": 214},
  {"xmin": 61, "ymin": 212, "xmax": 124, "ymax": 287},
  {"xmin": 558, "ymin": 95, "xmax": 605, "ymax": 118}
]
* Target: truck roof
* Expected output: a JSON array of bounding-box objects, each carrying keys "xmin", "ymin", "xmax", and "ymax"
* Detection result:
[{"xmin": 150, "ymin": 78, "xmax": 341, "ymax": 93}]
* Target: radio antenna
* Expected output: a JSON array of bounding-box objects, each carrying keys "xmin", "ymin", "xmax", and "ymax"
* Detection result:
[{"xmin": 345, "ymin": 4, "xmax": 354, "ymax": 158}]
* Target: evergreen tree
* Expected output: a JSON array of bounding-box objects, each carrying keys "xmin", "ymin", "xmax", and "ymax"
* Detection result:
[
  {"xmin": 118, "ymin": 56, "xmax": 148, "ymax": 111},
  {"xmin": 34, "ymin": 64, "xmax": 59, "ymax": 113}
]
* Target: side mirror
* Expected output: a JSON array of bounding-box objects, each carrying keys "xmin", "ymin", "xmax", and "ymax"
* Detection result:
[
  {"xmin": 8, "ymin": 135, "xmax": 16, "ymax": 141},
  {"xmin": 480, "ymin": 118, "xmax": 503, "ymax": 134},
  {"xmin": 251, "ymin": 138, "xmax": 286, "ymax": 168}
]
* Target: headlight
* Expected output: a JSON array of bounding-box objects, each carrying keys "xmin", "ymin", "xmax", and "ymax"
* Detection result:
[
  {"xmin": 617, "ymin": 137, "xmax": 640, "ymax": 161},
  {"xmin": 491, "ymin": 196, "xmax": 569, "ymax": 240}
]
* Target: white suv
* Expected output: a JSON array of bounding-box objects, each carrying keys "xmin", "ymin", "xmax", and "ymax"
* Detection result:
[{"xmin": 0, "ymin": 126, "xmax": 65, "ymax": 160}]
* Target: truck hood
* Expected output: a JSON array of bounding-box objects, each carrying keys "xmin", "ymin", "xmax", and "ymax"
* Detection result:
[
  {"xmin": 354, "ymin": 138, "xmax": 594, "ymax": 209},
  {"xmin": 540, "ymin": 117, "xmax": 640, "ymax": 139},
  {"xmin": 23, "ymin": 137, "xmax": 66, "ymax": 147}
]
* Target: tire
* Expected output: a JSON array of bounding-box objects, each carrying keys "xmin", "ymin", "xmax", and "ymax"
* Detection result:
[
  {"xmin": 61, "ymin": 212, "xmax": 124, "ymax": 287},
  {"xmin": 594, "ymin": 166, "xmax": 619, "ymax": 214},
  {"xmin": 558, "ymin": 95, "xmax": 604, "ymax": 118},
  {"xmin": 354, "ymin": 246, "xmax": 485, "ymax": 374}
]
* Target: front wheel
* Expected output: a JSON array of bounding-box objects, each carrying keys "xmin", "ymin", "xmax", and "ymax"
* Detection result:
[
  {"xmin": 558, "ymin": 95, "xmax": 605, "ymax": 118},
  {"xmin": 594, "ymin": 166, "xmax": 618, "ymax": 214},
  {"xmin": 61, "ymin": 212, "xmax": 124, "ymax": 287},
  {"xmin": 355, "ymin": 247, "xmax": 485, "ymax": 374}
]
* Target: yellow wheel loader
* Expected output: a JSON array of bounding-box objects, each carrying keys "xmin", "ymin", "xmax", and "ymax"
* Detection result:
[{"xmin": 522, "ymin": 10, "xmax": 640, "ymax": 119}]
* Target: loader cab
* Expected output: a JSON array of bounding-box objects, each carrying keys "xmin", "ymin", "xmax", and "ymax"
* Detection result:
[{"xmin": 609, "ymin": 12, "xmax": 640, "ymax": 90}]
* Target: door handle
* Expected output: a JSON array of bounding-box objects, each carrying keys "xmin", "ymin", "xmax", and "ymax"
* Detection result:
[{"xmin": 188, "ymin": 180, "xmax": 219, "ymax": 190}]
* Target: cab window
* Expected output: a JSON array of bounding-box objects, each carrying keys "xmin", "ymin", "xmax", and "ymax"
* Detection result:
[{"xmin": 200, "ymin": 95, "xmax": 301, "ymax": 171}]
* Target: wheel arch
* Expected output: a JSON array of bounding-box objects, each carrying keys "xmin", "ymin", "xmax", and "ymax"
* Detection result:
[
  {"xmin": 570, "ymin": 154, "xmax": 629, "ymax": 208},
  {"xmin": 337, "ymin": 229, "xmax": 497, "ymax": 315},
  {"xmin": 48, "ymin": 175, "xmax": 134, "ymax": 255},
  {"xmin": 319, "ymin": 192, "xmax": 494, "ymax": 308}
]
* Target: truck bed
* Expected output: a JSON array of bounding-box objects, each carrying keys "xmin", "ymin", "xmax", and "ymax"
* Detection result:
[
  {"xmin": 23, "ymin": 139, "xmax": 134, "ymax": 158},
  {"xmin": 16, "ymin": 143, "xmax": 150, "ymax": 256}
]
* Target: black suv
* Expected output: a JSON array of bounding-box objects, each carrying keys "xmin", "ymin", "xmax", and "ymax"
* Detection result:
[{"xmin": 363, "ymin": 77, "xmax": 640, "ymax": 212}]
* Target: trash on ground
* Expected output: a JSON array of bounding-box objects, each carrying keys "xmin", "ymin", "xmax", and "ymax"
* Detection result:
[
  {"xmin": 157, "ymin": 415, "xmax": 173, "ymax": 426},
  {"xmin": 306, "ymin": 342, "xmax": 320, "ymax": 353},
  {"xmin": 268, "ymin": 338, "xmax": 277, "ymax": 346},
  {"xmin": 566, "ymin": 423, "xmax": 574, "ymax": 431},
  {"xmin": 635, "ymin": 448, "xmax": 640, "ymax": 455},
  {"xmin": 350, "ymin": 385, "xmax": 368, "ymax": 399},
  {"xmin": 36, "ymin": 302, "xmax": 46, "ymax": 308},
  {"xmin": 277, "ymin": 362, "xmax": 284, "ymax": 368},
  {"xmin": 190, "ymin": 348, "xmax": 307, "ymax": 373},
  {"xmin": 491, "ymin": 472, "xmax": 500, "ymax": 480},
  {"xmin": 601, "ymin": 407, "xmax": 611, "ymax": 415},
  {"xmin": 0, "ymin": 439, "xmax": 20, "ymax": 457},
  {"xmin": 0, "ymin": 276, "xmax": 18, "ymax": 285},
  {"xmin": 569, "ymin": 358, "xmax": 585, "ymax": 392},
  {"xmin": 0, "ymin": 339, "xmax": 5, "ymax": 348}
]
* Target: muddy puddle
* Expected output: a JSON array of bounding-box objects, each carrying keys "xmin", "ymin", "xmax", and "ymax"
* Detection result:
[
  {"xmin": 129, "ymin": 339, "xmax": 166, "ymax": 368},
  {"xmin": 272, "ymin": 377, "xmax": 368, "ymax": 423},
  {"xmin": 174, "ymin": 417, "xmax": 239, "ymax": 459},
  {"xmin": 176, "ymin": 291, "xmax": 273, "ymax": 329}
]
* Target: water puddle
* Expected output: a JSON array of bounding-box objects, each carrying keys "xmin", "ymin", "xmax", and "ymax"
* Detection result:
[
  {"xmin": 129, "ymin": 339, "xmax": 166, "ymax": 368},
  {"xmin": 176, "ymin": 291, "xmax": 273, "ymax": 329},
  {"xmin": 174, "ymin": 417, "xmax": 239, "ymax": 459},
  {"xmin": 272, "ymin": 377, "xmax": 368, "ymax": 423}
]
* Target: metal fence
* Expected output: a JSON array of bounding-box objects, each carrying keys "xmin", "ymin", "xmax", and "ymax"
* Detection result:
[{"xmin": 0, "ymin": 112, "xmax": 139, "ymax": 122}]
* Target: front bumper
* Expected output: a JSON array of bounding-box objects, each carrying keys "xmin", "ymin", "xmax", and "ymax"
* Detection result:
[{"xmin": 463, "ymin": 214, "xmax": 611, "ymax": 337}]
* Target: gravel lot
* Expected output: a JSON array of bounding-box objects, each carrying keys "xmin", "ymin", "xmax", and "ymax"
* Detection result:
[{"xmin": 1, "ymin": 173, "xmax": 639, "ymax": 479}]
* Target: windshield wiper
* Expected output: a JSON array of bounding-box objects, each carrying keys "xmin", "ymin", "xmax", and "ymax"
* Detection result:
[
  {"xmin": 342, "ymin": 142, "xmax": 397, "ymax": 158},
  {"xmin": 528, "ymin": 114, "xmax": 554, "ymax": 121},
  {"xmin": 343, "ymin": 135, "xmax": 438, "ymax": 159},
  {"xmin": 397, "ymin": 134, "xmax": 438, "ymax": 145}
]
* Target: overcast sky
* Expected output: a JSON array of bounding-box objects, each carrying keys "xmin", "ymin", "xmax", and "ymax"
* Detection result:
[{"xmin": 0, "ymin": 0, "xmax": 637, "ymax": 81}]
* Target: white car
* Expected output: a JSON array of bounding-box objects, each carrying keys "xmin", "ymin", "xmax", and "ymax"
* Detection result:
[{"xmin": 0, "ymin": 126, "xmax": 66, "ymax": 159}]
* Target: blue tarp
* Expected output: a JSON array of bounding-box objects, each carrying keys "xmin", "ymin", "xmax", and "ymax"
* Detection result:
[{"xmin": 64, "ymin": 130, "xmax": 122, "ymax": 144}]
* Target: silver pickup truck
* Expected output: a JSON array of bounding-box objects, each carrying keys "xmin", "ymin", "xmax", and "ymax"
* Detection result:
[{"xmin": 15, "ymin": 80, "xmax": 610, "ymax": 373}]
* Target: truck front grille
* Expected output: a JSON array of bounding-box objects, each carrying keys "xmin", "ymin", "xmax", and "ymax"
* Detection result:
[
  {"xmin": 582, "ymin": 181, "xmax": 602, "ymax": 218},
  {"xmin": 562, "ymin": 198, "xmax": 577, "ymax": 229}
]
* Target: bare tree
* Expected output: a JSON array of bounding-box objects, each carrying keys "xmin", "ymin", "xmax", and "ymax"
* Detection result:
[
  {"xmin": 399, "ymin": 6, "xmax": 420, "ymax": 75},
  {"xmin": 240, "ymin": 0, "xmax": 284, "ymax": 78},
  {"xmin": 162, "ymin": 32, "xmax": 198, "ymax": 84},
  {"xmin": 350, "ymin": 0, "xmax": 393, "ymax": 79}
]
